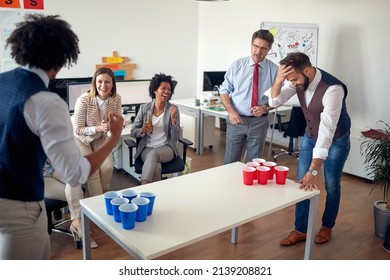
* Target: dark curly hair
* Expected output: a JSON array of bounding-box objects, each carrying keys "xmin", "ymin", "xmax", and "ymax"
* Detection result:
[
  {"xmin": 280, "ymin": 52, "xmax": 312, "ymax": 73},
  {"xmin": 6, "ymin": 14, "xmax": 79, "ymax": 71},
  {"xmin": 148, "ymin": 73, "xmax": 177, "ymax": 99}
]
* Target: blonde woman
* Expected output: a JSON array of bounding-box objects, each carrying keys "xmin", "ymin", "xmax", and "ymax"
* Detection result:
[
  {"xmin": 73, "ymin": 67, "xmax": 122, "ymax": 196},
  {"xmin": 71, "ymin": 67, "xmax": 122, "ymax": 246}
]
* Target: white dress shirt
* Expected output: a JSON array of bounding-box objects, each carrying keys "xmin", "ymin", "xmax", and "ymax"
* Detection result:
[
  {"xmin": 22, "ymin": 67, "xmax": 90, "ymax": 186},
  {"xmin": 264, "ymin": 68, "xmax": 344, "ymax": 160}
]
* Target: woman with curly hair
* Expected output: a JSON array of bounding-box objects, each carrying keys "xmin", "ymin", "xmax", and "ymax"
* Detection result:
[{"xmin": 131, "ymin": 73, "xmax": 180, "ymax": 184}]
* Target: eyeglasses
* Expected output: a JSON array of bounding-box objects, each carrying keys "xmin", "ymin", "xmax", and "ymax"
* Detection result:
[{"xmin": 252, "ymin": 44, "xmax": 270, "ymax": 53}]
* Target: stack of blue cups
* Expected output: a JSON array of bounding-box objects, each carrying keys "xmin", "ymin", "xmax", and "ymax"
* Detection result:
[{"xmin": 103, "ymin": 189, "xmax": 156, "ymax": 230}]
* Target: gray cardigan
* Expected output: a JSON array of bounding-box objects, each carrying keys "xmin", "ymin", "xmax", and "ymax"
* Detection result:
[{"xmin": 130, "ymin": 100, "xmax": 181, "ymax": 159}]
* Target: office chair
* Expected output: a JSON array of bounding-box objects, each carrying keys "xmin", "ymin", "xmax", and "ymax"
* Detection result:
[
  {"xmin": 44, "ymin": 177, "xmax": 73, "ymax": 237},
  {"xmin": 271, "ymin": 106, "xmax": 306, "ymax": 161},
  {"xmin": 124, "ymin": 137, "xmax": 193, "ymax": 184}
]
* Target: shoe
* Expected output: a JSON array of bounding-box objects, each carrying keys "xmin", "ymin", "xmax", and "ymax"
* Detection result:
[
  {"xmin": 69, "ymin": 223, "xmax": 98, "ymax": 249},
  {"xmin": 70, "ymin": 223, "xmax": 82, "ymax": 249},
  {"xmin": 280, "ymin": 230, "xmax": 306, "ymax": 246},
  {"xmin": 315, "ymin": 226, "xmax": 332, "ymax": 244}
]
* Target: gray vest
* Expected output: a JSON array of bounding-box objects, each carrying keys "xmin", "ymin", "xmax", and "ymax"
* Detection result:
[{"xmin": 297, "ymin": 68, "xmax": 351, "ymax": 140}]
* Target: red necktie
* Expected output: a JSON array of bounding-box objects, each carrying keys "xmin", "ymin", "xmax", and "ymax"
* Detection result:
[{"xmin": 251, "ymin": 63, "xmax": 259, "ymax": 108}]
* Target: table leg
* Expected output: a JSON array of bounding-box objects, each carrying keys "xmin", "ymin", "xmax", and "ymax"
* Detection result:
[
  {"xmin": 198, "ymin": 110, "xmax": 204, "ymax": 155},
  {"xmin": 267, "ymin": 108, "xmax": 278, "ymax": 160},
  {"xmin": 304, "ymin": 194, "xmax": 319, "ymax": 260},
  {"xmin": 231, "ymin": 227, "xmax": 238, "ymax": 244},
  {"xmin": 81, "ymin": 208, "xmax": 91, "ymax": 260}
]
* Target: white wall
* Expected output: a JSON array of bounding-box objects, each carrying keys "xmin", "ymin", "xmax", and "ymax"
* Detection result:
[
  {"xmin": 43, "ymin": 0, "xmax": 199, "ymax": 99},
  {"xmin": 197, "ymin": 0, "xmax": 390, "ymax": 132},
  {"xmin": 3, "ymin": 0, "xmax": 388, "ymax": 132}
]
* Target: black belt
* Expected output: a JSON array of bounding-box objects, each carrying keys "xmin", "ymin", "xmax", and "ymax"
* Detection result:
[{"xmin": 239, "ymin": 112, "xmax": 268, "ymax": 118}]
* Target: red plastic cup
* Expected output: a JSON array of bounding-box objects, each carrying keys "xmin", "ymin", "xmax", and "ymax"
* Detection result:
[
  {"xmin": 263, "ymin": 161, "xmax": 277, "ymax": 179},
  {"xmin": 257, "ymin": 166, "xmax": 270, "ymax": 185},
  {"xmin": 252, "ymin": 158, "xmax": 266, "ymax": 166},
  {"xmin": 275, "ymin": 166, "xmax": 289, "ymax": 185},
  {"xmin": 247, "ymin": 162, "xmax": 260, "ymax": 179},
  {"xmin": 242, "ymin": 166, "xmax": 256, "ymax": 185}
]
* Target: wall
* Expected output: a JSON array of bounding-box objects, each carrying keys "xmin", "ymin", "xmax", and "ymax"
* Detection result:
[
  {"xmin": 43, "ymin": 0, "xmax": 199, "ymax": 99},
  {"xmin": 2, "ymin": 0, "xmax": 389, "ymax": 132},
  {"xmin": 197, "ymin": 0, "xmax": 390, "ymax": 132}
]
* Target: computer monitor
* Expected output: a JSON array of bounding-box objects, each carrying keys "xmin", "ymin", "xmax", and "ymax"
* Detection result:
[
  {"xmin": 116, "ymin": 79, "xmax": 151, "ymax": 106},
  {"xmin": 203, "ymin": 71, "xmax": 226, "ymax": 91},
  {"xmin": 49, "ymin": 77, "xmax": 92, "ymax": 103},
  {"xmin": 66, "ymin": 79, "xmax": 151, "ymax": 113},
  {"xmin": 67, "ymin": 82, "xmax": 92, "ymax": 113}
]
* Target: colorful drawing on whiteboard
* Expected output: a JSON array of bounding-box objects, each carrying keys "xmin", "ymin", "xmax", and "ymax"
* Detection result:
[{"xmin": 262, "ymin": 22, "xmax": 318, "ymax": 66}]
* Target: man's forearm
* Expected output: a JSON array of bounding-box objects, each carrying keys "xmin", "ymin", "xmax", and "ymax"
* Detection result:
[
  {"xmin": 85, "ymin": 135, "xmax": 120, "ymax": 176},
  {"xmin": 271, "ymin": 81, "xmax": 283, "ymax": 99},
  {"xmin": 220, "ymin": 94, "xmax": 236, "ymax": 114}
]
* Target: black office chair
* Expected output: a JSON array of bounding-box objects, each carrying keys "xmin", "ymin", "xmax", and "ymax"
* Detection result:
[
  {"xmin": 44, "ymin": 177, "xmax": 72, "ymax": 237},
  {"xmin": 271, "ymin": 106, "xmax": 306, "ymax": 161},
  {"xmin": 124, "ymin": 137, "xmax": 193, "ymax": 184},
  {"xmin": 44, "ymin": 198, "xmax": 73, "ymax": 237}
]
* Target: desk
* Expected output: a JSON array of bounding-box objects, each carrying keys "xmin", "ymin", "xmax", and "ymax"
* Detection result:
[
  {"xmin": 111, "ymin": 114, "xmax": 135, "ymax": 173},
  {"xmin": 199, "ymin": 106, "xmax": 228, "ymax": 155},
  {"xmin": 170, "ymin": 98, "xmax": 204, "ymax": 154},
  {"xmin": 81, "ymin": 162, "xmax": 319, "ymax": 260},
  {"xmin": 138, "ymin": 99, "xmax": 292, "ymax": 157},
  {"xmin": 200, "ymin": 104, "xmax": 292, "ymax": 157},
  {"xmin": 267, "ymin": 105, "xmax": 293, "ymax": 160}
]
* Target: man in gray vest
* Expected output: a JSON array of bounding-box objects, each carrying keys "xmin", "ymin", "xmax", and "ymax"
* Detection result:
[{"xmin": 265, "ymin": 52, "xmax": 351, "ymax": 246}]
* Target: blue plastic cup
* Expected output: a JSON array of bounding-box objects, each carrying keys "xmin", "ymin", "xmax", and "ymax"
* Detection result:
[
  {"xmin": 119, "ymin": 203, "xmax": 138, "ymax": 230},
  {"xmin": 140, "ymin": 192, "xmax": 156, "ymax": 216},
  {"xmin": 131, "ymin": 197, "xmax": 150, "ymax": 222},
  {"xmin": 122, "ymin": 188, "xmax": 138, "ymax": 202},
  {"xmin": 110, "ymin": 197, "xmax": 129, "ymax": 222},
  {"xmin": 103, "ymin": 191, "xmax": 120, "ymax": 215}
]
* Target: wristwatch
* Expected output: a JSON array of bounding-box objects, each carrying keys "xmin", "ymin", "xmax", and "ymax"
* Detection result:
[{"xmin": 308, "ymin": 169, "xmax": 318, "ymax": 176}]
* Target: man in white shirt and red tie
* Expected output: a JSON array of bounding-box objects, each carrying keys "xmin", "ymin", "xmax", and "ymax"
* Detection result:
[
  {"xmin": 265, "ymin": 52, "xmax": 351, "ymax": 246},
  {"xmin": 219, "ymin": 29, "xmax": 278, "ymax": 163}
]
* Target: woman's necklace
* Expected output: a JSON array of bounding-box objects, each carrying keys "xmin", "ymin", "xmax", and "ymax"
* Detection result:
[{"xmin": 154, "ymin": 106, "xmax": 164, "ymax": 117}]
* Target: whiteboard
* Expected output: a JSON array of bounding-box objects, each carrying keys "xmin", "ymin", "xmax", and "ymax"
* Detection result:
[{"xmin": 260, "ymin": 21, "xmax": 319, "ymax": 66}]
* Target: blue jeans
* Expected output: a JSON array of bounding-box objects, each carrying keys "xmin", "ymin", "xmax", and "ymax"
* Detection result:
[{"xmin": 295, "ymin": 131, "xmax": 350, "ymax": 233}]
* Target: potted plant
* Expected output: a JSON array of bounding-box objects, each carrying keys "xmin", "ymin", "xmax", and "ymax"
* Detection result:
[{"xmin": 360, "ymin": 120, "xmax": 390, "ymax": 238}]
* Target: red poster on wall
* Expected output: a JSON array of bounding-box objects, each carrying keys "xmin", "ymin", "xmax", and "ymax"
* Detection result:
[
  {"xmin": 0, "ymin": 0, "xmax": 21, "ymax": 8},
  {"xmin": 23, "ymin": 0, "xmax": 44, "ymax": 10}
]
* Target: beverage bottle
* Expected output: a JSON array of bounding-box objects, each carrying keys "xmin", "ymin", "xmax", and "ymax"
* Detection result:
[
  {"xmin": 145, "ymin": 113, "xmax": 152, "ymax": 125},
  {"xmin": 145, "ymin": 112, "xmax": 153, "ymax": 134}
]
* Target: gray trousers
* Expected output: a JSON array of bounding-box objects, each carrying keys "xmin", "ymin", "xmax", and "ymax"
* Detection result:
[
  {"xmin": 140, "ymin": 145, "xmax": 174, "ymax": 182},
  {"xmin": 224, "ymin": 115, "xmax": 269, "ymax": 164},
  {"xmin": 0, "ymin": 198, "xmax": 50, "ymax": 260}
]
